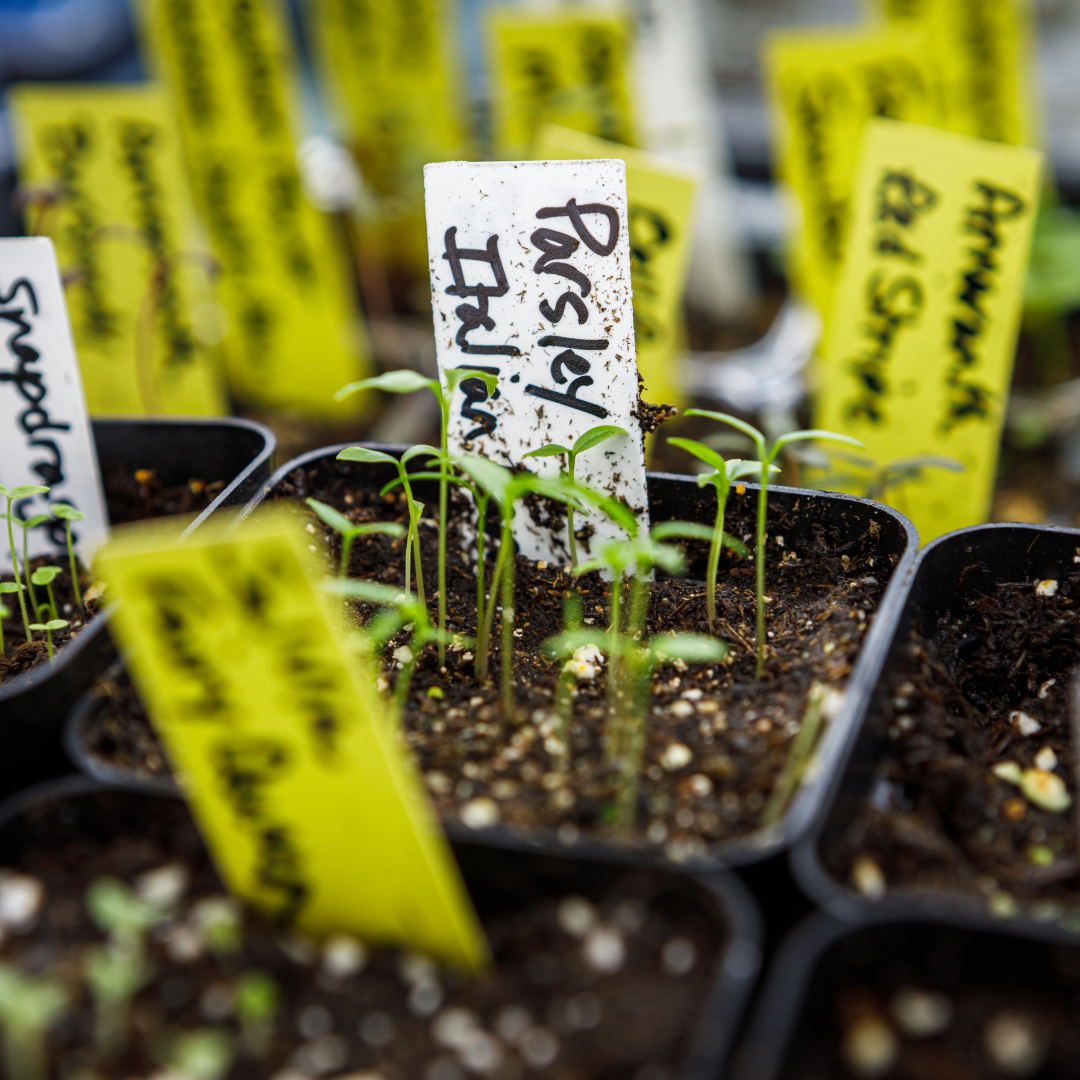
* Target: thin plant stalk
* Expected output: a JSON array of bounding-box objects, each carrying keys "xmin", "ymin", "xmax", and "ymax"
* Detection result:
[
  {"xmin": 4, "ymin": 504, "xmax": 30, "ymax": 643},
  {"xmin": 65, "ymin": 519, "xmax": 81, "ymax": 606},
  {"xmin": 500, "ymin": 515, "xmax": 515, "ymax": 719},
  {"xmin": 21, "ymin": 525, "xmax": 36, "ymax": 616}
]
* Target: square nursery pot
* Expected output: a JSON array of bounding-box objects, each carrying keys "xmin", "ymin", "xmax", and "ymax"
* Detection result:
[
  {"xmin": 0, "ymin": 777, "xmax": 763, "ymax": 1080},
  {"xmin": 793, "ymin": 522, "xmax": 1080, "ymax": 939},
  {"xmin": 733, "ymin": 910, "xmax": 1080, "ymax": 1080},
  {"xmin": 66, "ymin": 443, "xmax": 918, "ymax": 874},
  {"xmin": 0, "ymin": 417, "xmax": 275, "ymax": 798}
]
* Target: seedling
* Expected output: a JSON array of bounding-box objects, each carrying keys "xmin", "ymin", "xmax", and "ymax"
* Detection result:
[
  {"xmin": 162, "ymin": 1027, "xmax": 236, "ymax": 1080},
  {"xmin": 684, "ymin": 411, "xmax": 864, "ymax": 679},
  {"xmin": 667, "ymin": 438, "xmax": 768, "ymax": 635},
  {"xmin": 456, "ymin": 456, "xmax": 590, "ymax": 719},
  {"xmin": 304, "ymin": 498, "xmax": 405, "ymax": 577},
  {"xmin": 0, "ymin": 485, "xmax": 49, "ymax": 642},
  {"xmin": 335, "ymin": 367, "xmax": 499, "ymax": 662},
  {"xmin": 522, "ymin": 423, "xmax": 628, "ymax": 567},
  {"xmin": 30, "ymin": 566, "xmax": 61, "ymax": 622},
  {"xmin": 8, "ymin": 514, "xmax": 51, "ymax": 615},
  {"xmin": 28, "ymin": 619, "xmax": 68, "ymax": 662},
  {"xmin": 0, "ymin": 962, "xmax": 69, "ymax": 1080},
  {"xmin": 235, "ymin": 969, "xmax": 281, "ymax": 1058},
  {"xmin": 799, "ymin": 449, "xmax": 964, "ymax": 509},
  {"xmin": 50, "ymin": 503, "xmax": 85, "ymax": 607}
]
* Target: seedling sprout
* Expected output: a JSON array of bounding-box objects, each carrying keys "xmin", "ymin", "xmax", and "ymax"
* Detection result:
[
  {"xmin": 235, "ymin": 969, "xmax": 281, "ymax": 1058},
  {"xmin": 50, "ymin": 503, "xmax": 85, "ymax": 607},
  {"xmin": 304, "ymin": 497, "xmax": 405, "ymax": 577},
  {"xmin": 30, "ymin": 566, "xmax": 61, "ymax": 622},
  {"xmin": 10, "ymin": 513, "xmax": 51, "ymax": 615},
  {"xmin": 0, "ymin": 963, "xmax": 69, "ymax": 1080},
  {"xmin": 28, "ymin": 619, "xmax": 68, "ymax": 662},
  {"xmin": 684, "ymin": 411, "xmax": 864, "ymax": 679},
  {"xmin": 0, "ymin": 485, "xmax": 49, "ymax": 642}
]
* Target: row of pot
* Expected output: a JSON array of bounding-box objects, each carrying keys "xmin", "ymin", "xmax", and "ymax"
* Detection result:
[{"xmin": 1, "ymin": 426, "xmax": 1077, "ymax": 1078}]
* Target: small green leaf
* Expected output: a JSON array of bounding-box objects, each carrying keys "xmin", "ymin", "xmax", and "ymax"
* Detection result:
[
  {"xmin": 668, "ymin": 437, "xmax": 728, "ymax": 474},
  {"xmin": 31, "ymin": 566, "xmax": 61, "ymax": 586},
  {"xmin": 721, "ymin": 533, "xmax": 752, "ymax": 559},
  {"xmin": 684, "ymin": 410, "xmax": 767, "ymax": 456},
  {"xmin": 596, "ymin": 495, "xmax": 639, "ymax": 536},
  {"xmin": 727, "ymin": 459, "xmax": 773, "ymax": 482},
  {"xmin": 0, "ymin": 581, "xmax": 23, "ymax": 593},
  {"xmin": 651, "ymin": 633, "xmax": 729, "ymax": 664},
  {"xmin": 335, "ymin": 370, "xmax": 436, "ymax": 401},
  {"xmin": 400, "ymin": 443, "xmax": 442, "ymax": 465},
  {"xmin": 50, "ymin": 503, "xmax": 85, "ymax": 522},
  {"xmin": 322, "ymin": 579, "xmax": 419, "ymax": 607},
  {"xmin": 9, "ymin": 485, "xmax": 49, "ymax": 499},
  {"xmin": 30, "ymin": 619, "xmax": 68, "ymax": 632},
  {"xmin": 0, "ymin": 603, "xmax": 9, "ymax": 620},
  {"xmin": 305, "ymin": 498, "xmax": 353, "ymax": 536},
  {"xmin": 354, "ymin": 521, "xmax": 406, "ymax": 538},
  {"xmin": 522, "ymin": 443, "xmax": 571, "ymax": 459},
  {"xmin": 650, "ymin": 520, "xmax": 715, "ymax": 543},
  {"xmin": 572, "ymin": 424, "xmax": 627, "ymax": 455},
  {"xmin": 542, "ymin": 627, "xmax": 611, "ymax": 659},
  {"xmin": 457, "ymin": 456, "xmax": 512, "ymax": 506},
  {"xmin": 445, "ymin": 367, "xmax": 499, "ymax": 396},
  {"xmin": 337, "ymin": 446, "xmax": 398, "ymax": 466},
  {"xmin": 769, "ymin": 429, "xmax": 865, "ymax": 462}
]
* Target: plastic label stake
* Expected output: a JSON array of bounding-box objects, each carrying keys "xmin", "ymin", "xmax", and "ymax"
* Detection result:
[
  {"xmin": 135, "ymin": 0, "xmax": 370, "ymax": 417},
  {"xmin": 817, "ymin": 118, "xmax": 1043, "ymax": 542},
  {"xmin": 96, "ymin": 513, "xmax": 488, "ymax": 971},
  {"xmin": 487, "ymin": 9, "xmax": 636, "ymax": 160},
  {"xmin": 424, "ymin": 158, "xmax": 649, "ymax": 564},
  {"xmin": 8, "ymin": 83, "xmax": 228, "ymax": 418},
  {"xmin": 764, "ymin": 27, "xmax": 945, "ymax": 324},
  {"xmin": 0, "ymin": 238, "xmax": 109, "ymax": 568},
  {"xmin": 534, "ymin": 125, "xmax": 697, "ymax": 409}
]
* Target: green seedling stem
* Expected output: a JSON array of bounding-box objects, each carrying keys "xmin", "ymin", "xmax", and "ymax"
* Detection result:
[
  {"xmin": 522, "ymin": 423, "xmax": 627, "ymax": 567},
  {"xmin": 49, "ymin": 503, "xmax": 85, "ymax": 607},
  {"xmin": 0, "ymin": 600, "xmax": 8, "ymax": 655},
  {"xmin": 0, "ymin": 486, "xmax": 48, "ymax": 642},
  {"xmin": 14, "ymin": 514, "xmax": 51, "ymax": 615},
  {"xmin": 30, "ymin": 567, "xmax": 61, "ymax": 623},
  {"xmin": 684, "ymin": 411, "xmax": 863, "ymax": 680},
  {"xmin": 84, "ymin": 937, "xmax": 153, "ymax": 1061},
  {"xmin": 235, "ymin": 970, "xmax": 281, "ymax": 1058},
  {"xmin": 304, "ymin": 497, "xmax": 405, "ymax": 577},
  {"xmin": 28, "ymin": 619, "xmax": 68, "ymax": 662},
  {"xmin": 336, "ymin": 367, "xmax": 499, "ymax": 664},
  {"xmin": 0, "ymin": 963, "xmax": 69, "ymax": 1080}
]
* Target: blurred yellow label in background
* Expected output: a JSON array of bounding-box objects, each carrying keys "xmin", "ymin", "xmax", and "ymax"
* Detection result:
[
  {"xmin": 97, "ymin": 512, "xmax": 488, "ymax": 970},
  {"xmin": 8, "ymin": 83, "xmax": 227, "ymax": 417},
  {"xmin": 136, "ymin": 0, "xmax": 369, "ymax": 416},
  {"xmin": 534, "ymin": 124, "xmax": 697, "ymax": 409},
  {"xmin": 488, "ymin": 9, "xmax": 636, "ymax": 159},
  {"xmin": 764, "ymin": 27, "xmax": 944, "ymax": 324},
  {"xmin": 306, "ymin": 0, "xmax": 469, "ymax": 276},
  {"xmin": 816, "ymin": 119, "xmax": 1042, "ymax": 542}
]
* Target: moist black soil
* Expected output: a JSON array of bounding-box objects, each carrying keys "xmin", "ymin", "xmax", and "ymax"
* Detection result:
[
  {"xmin": 0, "ymin": 464, "xmax": 222, "ymax": 686},
  {"xmin": 779, "ymin": 924, "xmax": 1080, "ymax": 1080},
  {"xmin": 81, "ymin": 457, "xmax": 897, "ymax": 860},
  {"xmin": 827, "ymin": 571, "xmax": 1080, "ymax": 913},
  {"xmin": 0, "ymin": 790, "xmax": 727, "ymax": 1080}
]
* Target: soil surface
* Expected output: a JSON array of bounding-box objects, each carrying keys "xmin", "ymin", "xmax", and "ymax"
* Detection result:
[
  {"xmin": 0, "ymin": 790, "xmax": 728, "ymax": 1080},
  {"xmin": 80, "ymin": 456, "xmax": 900, "ymax": 862},
  {"xmin": 0, "ymin": 464, "xmax": 222, "ymax": 686},
  {"xmin": 826, "ymin": 571, "xmax": 1080, "ymax": 917},
  {"xmin": 780, "ymin": 923, "xmax": 1080, "ymax": 1080}
]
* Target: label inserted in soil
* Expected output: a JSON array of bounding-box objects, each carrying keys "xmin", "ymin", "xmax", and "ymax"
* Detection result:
[
  {"xmin": 424, "ymin": 158, "xmax": 650, "ymax": 565},
  {"xmin": 0, "ymin": 237, "xmax": 109, "ymax": 569},
  {"xmin": 817, "ymin": 118, "xmax": 1043, "ymax": 542},
  {"xmin": 95, "ymin": 512, "xmax": 488, "ymax": 970}
]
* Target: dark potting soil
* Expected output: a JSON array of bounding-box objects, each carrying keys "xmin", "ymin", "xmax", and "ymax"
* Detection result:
[
  {"xmin": 83, "ymin": 463, "xmax": 895, "ymax": 861},
  {"xmin": 826, "ymin": 571, "xmax": 1080, "ymax": 915},
  {"xmin": 0, "ymin": 464, "xmax": 222, "ymax": 686},
  {"xmin": 0, "ymin": 790, "xmax": 727, "ymax": 1080}
]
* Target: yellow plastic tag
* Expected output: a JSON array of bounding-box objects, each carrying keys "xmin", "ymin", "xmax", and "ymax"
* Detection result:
[
  {"xmin": 816, "ymin": 119, "xmax": 1042, "ymax": 542},
  {"xmin": 487, "ymin": 9, "xmax": 636, "ymax": 160},
  {"xmin": 135, "ymin": 0, "xmax": 369, "ymax": 416},
  {"xmin": 533, "ymin": 124, "xmax": 697, "ymax": 408},
  {"xmin": 7, "ymin": 83, "xmax": 228, "ymax": 417},
  {"xmin": 305, "ymin": 0, "xmax": 469, "ymax": 275},
  {"xmin": 95, "ymin": 512, "xmax": 487, "ymax": 970},
  {"xmin": 764, "ymin": 27, "xmax": 945, "ymax": 322},
  {"xmin": 867, "ymin": 0, "xmax": 1038, "ymax": 148}
]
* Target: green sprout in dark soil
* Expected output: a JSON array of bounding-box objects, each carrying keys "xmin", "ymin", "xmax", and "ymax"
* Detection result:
[
  {"xmin": 0, "ymin": 962, "xmax": 69, "ymax": 1080},
  {"xmin": 522, "ymin": 423, "xmax": 627, "ymax": 567},
  {"xmin": 684, "ymin": 411, "xmax": 863, "ymax": 680},
  {"xmin": 304, "ymin": 497, "xmax": 405, "ymax": 577},
  {"xmin": 161, "ymin": 1027, "xmax": 235, "ymax": 1080},
  {"xmin": 30, "ymin": 566, "xmax": 61, "ymax": 623},
  {"xmin": 235, "ymin": 969, "xmax": 281, "ymax": 1058},
  {"xmin": 0, "ymin": 484, "xmax": 49, "ymax": 642},
  {"xmin": 50, "ymin": 503, "xmax": 85, "ymax": 608},
  {"xmin": 28, "ymin": 618, "xmax": 68, "ymax": 662},
  {"xmin": 335, "ymin": 367, "xmax": 499, "ymax": 664},
  {"xmin": 11, "ymin": 513, "xmax": 51, "ymax": 615}
]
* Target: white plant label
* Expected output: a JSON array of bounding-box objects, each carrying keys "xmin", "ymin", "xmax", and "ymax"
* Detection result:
[
  {"xmin": 0, "ymin": 238, "xmax": 109, "ymax": 570},
  {"xmin": 424, "ymin": 159, "xmax": 649, "ymax": 565}
]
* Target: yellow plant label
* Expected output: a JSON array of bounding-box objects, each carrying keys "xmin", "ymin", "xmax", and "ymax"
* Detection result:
[
  {"xmin": 817, "ymin": 119, "xmax": 1042, "ymax": 542},
  {"xmin": 533, "ymin": 124, "xmax": 697, "ymax": 408},
  {"xmin": 764, "ymin": 27, "xmax": 945, "ymax": 322},
  {"xmin": 136, "ymin": 0, "xmax": 369, "ymax": 416},
  {"xmin": 306, "ymin": 0, "xmax": 468, "ymax": 275},
  {"xmin": 7, "ymin": 83, "xmax": 227, "ymax": 417},
  {"xmin": 96, "ymin": 513, "xmax": 487, "ymax": 970},
  {"xmin": 488, "ymin": 9, "xmax": 635, "ymax": 160},
  {"xmin": 868, "ymin": 0, "xmax": 1038, "ymax": 148}
]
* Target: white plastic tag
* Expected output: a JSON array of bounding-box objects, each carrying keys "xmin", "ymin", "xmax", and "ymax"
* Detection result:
[{"xmin": 424, "ymin": 159, "xmax": 649, "ymax": 564}]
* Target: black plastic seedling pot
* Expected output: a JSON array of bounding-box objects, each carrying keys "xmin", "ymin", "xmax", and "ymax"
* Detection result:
[
  {"xmin": 733, "ymin": 909, "xmax": 1080, "ymax": 1080},
  {"xmin": 0, "ymin": 417, "xmax": 275, "ymax": 798},
  {"xmin": 67, "ymin": 443, "xmax": 918, "ymax": 872},
  {"xmin": 0, "ymin": 777, "xmax": 763, "ymax": 1080},
  {"xmin": 793, "ymin": 522, "xmax": 1080, "ymax": 937}
]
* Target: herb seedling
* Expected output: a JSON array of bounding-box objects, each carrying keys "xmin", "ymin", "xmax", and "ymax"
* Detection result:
[
  {"xmin": 684, "ymin": 410, "xmax": 864, "ymax": 679},
  {"xmin": 522, "ymin": 423, "xmax": 628, "ymax": 567},
  {"xmin": 304, "ymin": 497, "xmax": 405, "ymax": 577},
  {"xmin": 235, "ymin": 970, "xmax": 281, "ymax": 1058},
  {"xmin": 0, "ymin": 485, "xmax": 49, "ymax": 642},
  {"xmin": 29, "ymin": 566, "xmax": 61, "ymax": 623},
  {"xmin": 9, "ymin": 513, "xmax": 51, "ymax": 615},
  {"xmin": 50, "ymin": 503, "xmax": 85, "ymax": 607},
  {"xmin": 667, "ymin": 438, "xmax": 767, "ymax": 635},
  {"xmin": 335, "ymin": 367, "xmax": 499, "ymax": 662},
  {"xmin": 0, "ymin": 963, "xmax": 69, "ymax": 1080},
  {"xmin": 28, "ymin": 619, "xmax": 68, "ymax": 662},
  {"xmin": 457, "ymin": 456, "xmax": 590, "ymax": 719}
]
